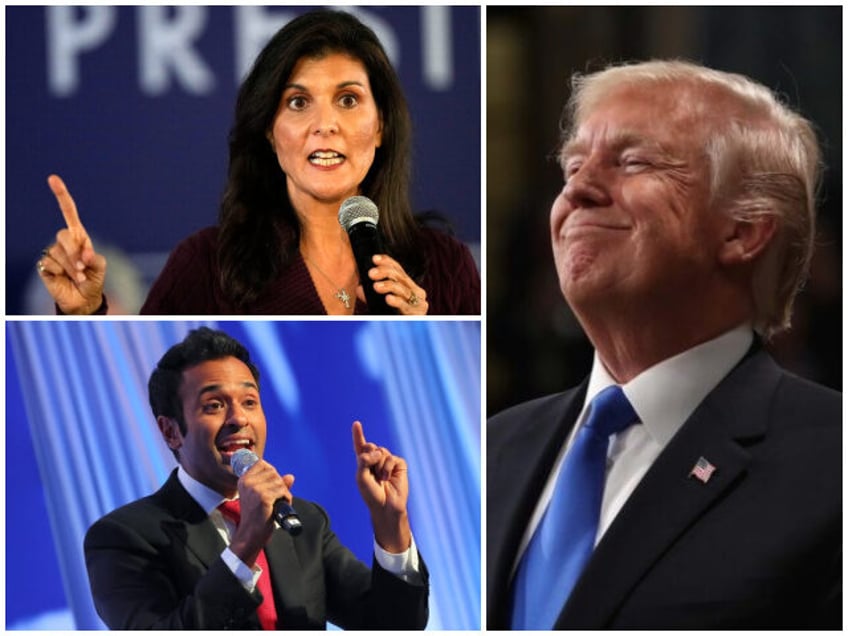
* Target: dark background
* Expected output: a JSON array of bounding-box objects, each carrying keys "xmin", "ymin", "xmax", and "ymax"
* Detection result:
[{"xmin": 487, "ymin": 6, "xmax": 842, "ymax": 415}]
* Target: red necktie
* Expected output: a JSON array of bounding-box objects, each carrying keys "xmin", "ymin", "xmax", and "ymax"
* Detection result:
[{"xmin": 218, "ymin": 499, "xmax": 278, "ymax": 630}]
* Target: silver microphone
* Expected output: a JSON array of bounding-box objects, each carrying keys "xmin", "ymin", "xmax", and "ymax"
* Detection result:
[
  {"xmin": 338, "ymin": 196, "xmax": 394, "ymax": 314},
  {"xmin": 231, "ymin": 449, "xmax": 302, "ymax": 536}
]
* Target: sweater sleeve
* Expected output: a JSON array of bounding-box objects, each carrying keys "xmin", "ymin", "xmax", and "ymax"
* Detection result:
[{"xmin": 419, "ymin": 229, "xmax": 481, "ymax": 315}]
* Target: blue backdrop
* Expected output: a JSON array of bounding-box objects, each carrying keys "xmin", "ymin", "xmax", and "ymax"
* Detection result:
[
  {"xmin": 6, "ymin": 6, "xmax": 481, "ymax": 313},
  {"xmin": 6, "ymin": 320, "xmax": 481, "ymax": 629}
]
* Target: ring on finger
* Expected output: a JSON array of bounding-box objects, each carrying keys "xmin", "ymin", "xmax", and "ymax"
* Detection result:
[
  {"xmin": 408, "ymin": 291, "xmax": 419, "ymax": 306},
  {"xmin": 36, "ymin": 260, "xmax": 46, "ymax": 274}
]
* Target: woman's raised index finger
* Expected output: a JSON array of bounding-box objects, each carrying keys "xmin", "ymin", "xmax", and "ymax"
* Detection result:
[{"xmin": 47, "ymin": 174, "xmax": 84, "ymax": 230}]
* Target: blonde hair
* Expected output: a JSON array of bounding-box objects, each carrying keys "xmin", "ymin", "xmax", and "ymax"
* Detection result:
[{"xmin": 563, "ymin": 60, "xmax": 822, "ymax": 338}]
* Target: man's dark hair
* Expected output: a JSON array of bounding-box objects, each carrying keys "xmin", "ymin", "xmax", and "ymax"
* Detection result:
[{"xmin": 148, "ymin": 327, "xmax": 260, "ymax": 439}]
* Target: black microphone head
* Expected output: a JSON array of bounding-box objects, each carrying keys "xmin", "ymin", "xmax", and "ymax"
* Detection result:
[
  {"xmin": 230, "ymin": 448, "xmax": 259, "ymax": 478},
  {"xmin": 338, "ymin": 195, "xmax": 379, "ymax": 232}
]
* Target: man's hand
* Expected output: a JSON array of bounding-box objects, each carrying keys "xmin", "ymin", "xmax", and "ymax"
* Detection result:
[
  {"xmin": 352, "ymin": 420, "xmax": 412, "ymax": 554},
  {"xmin": 229, "ymin": 459, "xmax": 295, "ymax": 567}
]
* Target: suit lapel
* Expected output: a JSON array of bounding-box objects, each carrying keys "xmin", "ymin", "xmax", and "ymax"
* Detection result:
[
  {"xmin": 156, "ymin": 470, "xmax": 227, "ymax": 572},
  {"xmin": 558, "ymin": 350, "xmax": 778, "ymax": 627},
  {"xmin": 155, "ymin": 472, "xmax": 319, "ymax": 628},
  {"xmin": 264, "ymin": 524, "xmax": 311, "ymax": 628},
  {"xmin": 487, "ymin": 383, "xmax": 587, "ymax": 627}
]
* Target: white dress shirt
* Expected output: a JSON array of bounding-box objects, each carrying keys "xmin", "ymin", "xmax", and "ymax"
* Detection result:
[
  {"xmin": 511, "ymin": 325, "xmax": 754, "ymax": 577},
  {"xmin": 177, "ymin": 467, "xmax": 421, "ymax": 592}
]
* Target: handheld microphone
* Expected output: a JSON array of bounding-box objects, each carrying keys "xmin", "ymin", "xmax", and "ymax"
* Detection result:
[
  {"xmin": 338, "ymin": 195, "xmax": 395, "ymax": 314},
  {"xmin": 231, "ymin": 449, "xmax": 303, "ymax": 536}
]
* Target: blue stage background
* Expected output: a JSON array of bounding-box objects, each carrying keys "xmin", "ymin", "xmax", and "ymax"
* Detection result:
[
  {"xmin": 6, "ymin": 6, "xmax": 481, "ymax": 314},
  {"xmin": 6, "ymin": 320, "xmax": 481, "ymax": 629}
]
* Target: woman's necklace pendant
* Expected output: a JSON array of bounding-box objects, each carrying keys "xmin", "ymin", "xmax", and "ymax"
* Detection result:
[{"xmin": 335, "ymin": 288, "xmax": 351, "ymax": 309}]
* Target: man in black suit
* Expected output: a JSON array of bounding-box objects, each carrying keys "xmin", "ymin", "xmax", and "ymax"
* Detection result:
[
  {"xmin": 85, "ymin": 327, "xmax": 428, "ymax": 629},
  {"xmin": 488, "ymin": 60, "xmax": 840, "ymax": 629}
]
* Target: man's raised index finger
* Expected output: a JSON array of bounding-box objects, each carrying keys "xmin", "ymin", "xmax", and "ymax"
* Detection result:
[
  {"xmin": 352, "ymin": 421, "xmax": 368, "ymax": 454},
  {"xmin": 47, "ymin": 174, "xmax": 84, "ymax": 230}
]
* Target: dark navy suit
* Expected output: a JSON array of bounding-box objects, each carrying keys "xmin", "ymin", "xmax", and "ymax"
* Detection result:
[{"xmin": 488, "ymin": 348, "xmax": 840, "ymax": 629}]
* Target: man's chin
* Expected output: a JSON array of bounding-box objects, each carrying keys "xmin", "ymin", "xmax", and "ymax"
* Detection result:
[
  {"xmin": 560, "ymin": 267, "xmax": 603, "ymax": 303},
  {"xmin": 560, "ymin": 269, "xmax": 625, "ymax": 318}
]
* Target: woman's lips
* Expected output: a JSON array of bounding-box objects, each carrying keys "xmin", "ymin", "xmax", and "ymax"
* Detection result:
[{"xmin": 309, "ymin": 150, "xmax": 345, "ymax": 167}]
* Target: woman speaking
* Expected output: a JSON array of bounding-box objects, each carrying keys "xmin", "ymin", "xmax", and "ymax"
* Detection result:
[{"xmin": 37, "ymin": 10, "xmax": 480, "ymax": 315}]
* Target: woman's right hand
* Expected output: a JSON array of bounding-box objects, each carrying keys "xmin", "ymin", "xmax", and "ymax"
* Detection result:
[{"xmin": 37, "ymin": 175, "xmax": 107, "ymax": 314}]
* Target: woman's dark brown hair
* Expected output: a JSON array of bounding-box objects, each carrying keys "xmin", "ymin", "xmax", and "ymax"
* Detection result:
[{"xmin": 218, "ymin": 9, "xmax": 421, "ymax": 308}]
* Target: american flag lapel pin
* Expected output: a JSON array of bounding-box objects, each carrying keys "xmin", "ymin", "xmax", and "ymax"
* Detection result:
[{"xmin": 689, "ymin": 456, "xmax": 716, "ymax": 484}]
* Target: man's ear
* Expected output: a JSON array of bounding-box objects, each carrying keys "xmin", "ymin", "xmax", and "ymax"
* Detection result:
[
  {"xmin": 157, "ymin": 416, "xmax": 183, "ymax": 452},
  {"xmin": 718, "ymin": 215, "xmax": 778, "ymax": 266}
]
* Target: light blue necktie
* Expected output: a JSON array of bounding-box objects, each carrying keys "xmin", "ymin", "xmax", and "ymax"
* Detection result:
[{"xmin": 511, "ymin": 385, "xmax": 638, "ymax": 630}]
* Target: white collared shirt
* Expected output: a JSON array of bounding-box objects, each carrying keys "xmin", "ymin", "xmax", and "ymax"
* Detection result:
[
  {"xmin": 176, "ymin": 467, "xmax": 421, "ymax": 591},
  {"xmin": 511, "ymin": 325, "xmax": 754, "ymax": 576}
]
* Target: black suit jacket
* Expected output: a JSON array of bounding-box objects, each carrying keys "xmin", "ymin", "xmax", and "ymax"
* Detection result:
[
  {"xmin": 84, "ymin": 470, "xmax": 429, "ymax": 630},
  {"xmin": 488, "ymin": 348, "xmax": 841, "ymax": 629}
]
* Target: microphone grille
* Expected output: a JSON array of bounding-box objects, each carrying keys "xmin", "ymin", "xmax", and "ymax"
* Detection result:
[
  {"xmin": 338, "ymin": 195, "xmax": 379, "ymax": 231},
  {"xmin": 230, "ymin": 449, "xmax": 258, "ymax": 478}
]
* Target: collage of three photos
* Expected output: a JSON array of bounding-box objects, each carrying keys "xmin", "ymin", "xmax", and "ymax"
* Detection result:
[{"xmin": 5, "ymin": 5, "xmax": 841, "ymax": 631}]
